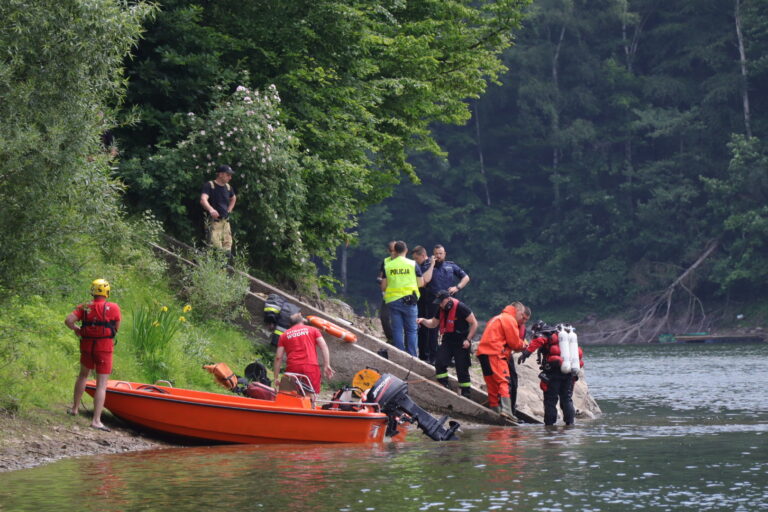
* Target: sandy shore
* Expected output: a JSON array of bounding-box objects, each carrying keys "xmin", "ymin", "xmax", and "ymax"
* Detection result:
[{"xmin": 0, "ymin": 407, "xmax": 175, "ymax": 473}]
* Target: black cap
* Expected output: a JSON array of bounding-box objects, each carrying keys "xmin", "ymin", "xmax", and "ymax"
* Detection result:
[
  {"xmin": 433, "ymin": 290, "xmax": 451, "ymax": 304},
  {"xmin": 217, "ymin": 164, "xmax": 235, "ymax": 175}
]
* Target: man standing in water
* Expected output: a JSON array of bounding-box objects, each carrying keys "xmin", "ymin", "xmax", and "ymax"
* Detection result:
[
  {"xmin": 519, "ymin": 322, "xmax": 580, "ymax": 426},
  {"xmin": 64, "ymin": 279, "xmax": 121, "ymax": 432},
  {"xmin": 476, "ymin": 301, "xmax": 527, "ymax": 419}
]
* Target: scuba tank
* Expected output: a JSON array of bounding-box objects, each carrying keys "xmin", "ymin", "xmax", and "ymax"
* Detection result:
[
  {"xmin": 557, "ymin": 324, "xmax": 573, "ymax": 374},
  {"xmin": 567, "ymin": 324, "xmax": 581, "ymax": 376}
]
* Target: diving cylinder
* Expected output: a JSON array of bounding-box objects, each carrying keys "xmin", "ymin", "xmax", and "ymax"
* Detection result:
[
  {"xmin": 568, "ymin": 324, "xmax": 580, "ymax": 376},
  {"xmin": 558, "ymin": 324, "xmax": 572, "ymax": 374}
]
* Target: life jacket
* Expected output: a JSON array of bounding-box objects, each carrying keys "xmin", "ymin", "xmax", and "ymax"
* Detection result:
[
  {"xmin": 529, "ymin": 332, "xmax": 584, "ymax": 371},
  {"xmin": 320, "ymin": 386, "xmax": 363, "ymax": 411},
  {"xmin": 439, "ymin": 298, "xmax": 460, "ymax": 334},
  {"xmin": 80, "ymin": 300, "xmax": 118, "ymax": 340},
  {"xmin": 203, "ymin": 362, "xmax": 239, "ymax": 390},
  {"xmin": 244, "ymin": 381, "xmax": 277, "ymax": 401}
]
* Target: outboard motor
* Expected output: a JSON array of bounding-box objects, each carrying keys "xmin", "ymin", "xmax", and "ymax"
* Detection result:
[{"xmin": 367, "ymin": 373, "xmax": 460, "ymax": 441}]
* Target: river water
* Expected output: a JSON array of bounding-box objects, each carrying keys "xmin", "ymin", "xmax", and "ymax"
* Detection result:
[{"xmin": 2, "ymin": 343, "xmax": 767, "ymax": 511}]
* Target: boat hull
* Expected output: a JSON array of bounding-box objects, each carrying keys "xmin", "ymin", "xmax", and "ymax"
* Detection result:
[{"xmin": 85, "ymin": 380, "xmax": 389, "ymax": 444}]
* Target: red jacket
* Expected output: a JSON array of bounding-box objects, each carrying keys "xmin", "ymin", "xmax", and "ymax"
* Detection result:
[{"xmin": 476, "ymin": 305, "xmax": 524, "ymax": 357}]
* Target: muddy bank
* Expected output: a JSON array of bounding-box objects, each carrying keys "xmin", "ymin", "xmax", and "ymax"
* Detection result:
[{"xmin": 0, "ymin": 408, "xmax": 175, "ymax": 473}]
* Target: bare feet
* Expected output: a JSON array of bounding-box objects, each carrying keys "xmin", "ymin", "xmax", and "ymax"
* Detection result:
[
  {"xmin": 90, "ymin": 424, "xmax": 111, "ymax": 432},
  {"xmin": 66, "ymin": 408, "xmax": 78, "ymax": 416}
]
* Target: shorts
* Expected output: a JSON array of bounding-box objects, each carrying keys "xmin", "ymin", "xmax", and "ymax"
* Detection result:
[
  {"xmin": 285, "ymin": 364, "xmax": 321, "ymax": 394},
  {"xmin": 80, "ymin": 339, "xmax": 114, "ymax": 374}
]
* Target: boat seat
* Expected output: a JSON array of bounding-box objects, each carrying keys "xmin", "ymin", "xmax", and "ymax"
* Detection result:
[{"xmin": 279, "ymin": 373, "xmax": 315, "ymax": 396}]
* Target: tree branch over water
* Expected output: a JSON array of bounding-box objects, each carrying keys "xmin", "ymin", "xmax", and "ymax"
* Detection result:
[{"xmin": 600, "ymin": 239, "xmax": 721, "ymax": 344}]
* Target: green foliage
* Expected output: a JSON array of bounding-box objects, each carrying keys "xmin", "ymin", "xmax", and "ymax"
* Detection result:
[
  {"xmin": 0, "ymin": 0, "xmax": 155, "ymax": 293},
  {"xmin": 0, "ymin": 255, "xmax": 266, "ymax": 413},
  {"xmin": 339, "ymin": 0, "xmax": 768, "ymax": 319},
  {"xmin": 115, "ymin": 0, "xmax": 531, "ymax": 287},
  {"xmin": 181, "ymin": 248, "xmax": 250, "ymax": 322},
  {"xmin": 703, "ymin": 135, "xmax": 768, "ymax": 296}
]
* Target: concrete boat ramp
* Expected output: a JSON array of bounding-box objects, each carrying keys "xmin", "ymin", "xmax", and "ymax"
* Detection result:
[{"xmin": 153, "ymin": 238, "xmax": 602, "ymax": 426}]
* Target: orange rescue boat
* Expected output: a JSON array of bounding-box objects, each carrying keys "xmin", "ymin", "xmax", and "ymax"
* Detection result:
[{"xmin": 85, "ymin": 375, "xmax": 389, "ymax": 444}]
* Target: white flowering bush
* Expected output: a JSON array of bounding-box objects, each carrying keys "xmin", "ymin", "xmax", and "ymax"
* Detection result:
[{"xmin": 178, "ymin": 84, "xmax": 314, "ymax": 278}]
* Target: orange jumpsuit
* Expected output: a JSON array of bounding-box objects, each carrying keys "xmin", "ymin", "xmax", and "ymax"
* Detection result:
[{"xmin": 476, "ymin": 305, "xmax": 525, "ymax": 407}]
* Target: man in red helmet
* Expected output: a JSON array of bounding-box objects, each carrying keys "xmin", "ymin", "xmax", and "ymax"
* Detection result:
[{"xmin": 64, "ymin": 279, "xmax": 121, "ymax": 432}]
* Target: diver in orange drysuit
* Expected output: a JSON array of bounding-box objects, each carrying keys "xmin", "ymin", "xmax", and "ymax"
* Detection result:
[{"xmin": 476, "ymin": 302, "xmax": 528, "ymax": 419}]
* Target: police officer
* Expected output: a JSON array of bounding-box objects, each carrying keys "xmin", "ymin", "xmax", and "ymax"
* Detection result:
[
  {"xmin": 418, "ymin": 290, "xmax": 478, "ymax": 397},
  {"xmin": 380, "ymin": 241, "xmax": 424, "ymax": 356},
  {"xmin": 64, "ymin": 279, "xmax": 122, "ymax": 432},
  {"xmin": 423, "ymin": 244, "xmax": 470, "ymax": 362},
  {"xmin": 376, "ymin": 241, "xmax": 397, "ymax": 343},
  {"xmin": 411, "ymin": 245, "xmax": 436, "ymax": 361}
]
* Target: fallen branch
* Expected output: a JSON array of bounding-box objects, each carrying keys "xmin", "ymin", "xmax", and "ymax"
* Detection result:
[{"xmin": 597, "ymin": 239, "xmax": 720, "ymax": 344}]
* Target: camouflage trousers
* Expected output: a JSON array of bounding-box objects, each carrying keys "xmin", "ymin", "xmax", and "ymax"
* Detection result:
[{"xmin": 207, "ymin": 218, "xmax": 233, "ymax": 251}]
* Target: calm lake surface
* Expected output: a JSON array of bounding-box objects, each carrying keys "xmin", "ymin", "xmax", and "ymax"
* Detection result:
[{"xmin": 2, "ymin": 343, "xmax": 767, "ymax": 511}]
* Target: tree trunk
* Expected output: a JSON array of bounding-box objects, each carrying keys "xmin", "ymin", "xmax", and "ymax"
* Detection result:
[
  {"xmin": 551, "ymin": 25, "xmax": 566, "ymax": 206},
  {"xmin": 621, "ymin": 6, "xmax": 649, "ymax": 215},
  {"xmin": 735, "ymin": 0, "xmax": 752, "ymax": 138},
  {"xmin": 340, "ymin": 242, "xmax": 348, "ymax": 293},
  {"xmin": 473, "ymin": 100, "xmax": 492, "ymax": 206}
]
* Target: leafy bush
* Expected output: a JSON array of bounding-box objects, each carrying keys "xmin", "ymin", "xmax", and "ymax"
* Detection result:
[
  {"xmin": 181, "ymin": 248, "xmax": 250, "ymax": 322},
  {"xmin": 121, "ymin": 83, "xmax": 320, "ymax": 285}
]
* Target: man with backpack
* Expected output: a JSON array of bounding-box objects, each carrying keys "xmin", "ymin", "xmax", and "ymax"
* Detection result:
[
  {"xmin": 264, "ymin": 293, "xmax": 302, "ymax": 346},
  {"xmin": 200, "ymin": 164, "xmax": 237, "ymax": 259}
]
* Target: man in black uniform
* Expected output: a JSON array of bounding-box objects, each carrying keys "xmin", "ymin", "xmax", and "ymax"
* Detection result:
[
  {"xmin": 422, "ymin": 244, "xmax": 470, "ymax": 363},
  {"xmin": 200, "ymin": 164, "xmax": 237, "ymax": 259},
  {"xmin": 417, "ymin": 290, "xmax": 478, "ymax": 397},
  {"xmin": 411, "ymin": 245, "xmax": 436, "ymax": 362}
]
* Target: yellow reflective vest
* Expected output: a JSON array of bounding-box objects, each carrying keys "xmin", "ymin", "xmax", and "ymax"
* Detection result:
[{"xmin": 384, "ymin": 256, "xmax": 420, "ymax": 303}]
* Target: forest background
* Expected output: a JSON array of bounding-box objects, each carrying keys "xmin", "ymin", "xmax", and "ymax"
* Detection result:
[
  {"xmin": 2, "ymin": 0, "xmax": 768, "ymax": 389},
  {"xmin": 116, "ymin": 0, "xmax": 768, "ymax": 337}
]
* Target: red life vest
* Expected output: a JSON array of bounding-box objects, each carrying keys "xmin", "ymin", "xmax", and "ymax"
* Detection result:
[
  {"xmin": 439, "ymin": 298, "xmax": 460, "ymax": 334},
  {"xmin": 528, "ymin": 332, "xmax": 584, "ymax": 370},
  {"xmin": 80, "ymin": 300, "xmax": 118, "ymax": 340}
]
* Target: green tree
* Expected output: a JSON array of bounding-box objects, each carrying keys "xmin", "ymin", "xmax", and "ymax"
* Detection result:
[
  {"xmin": 703, "ymin": 135, "xmax": 768, "ymax": 297},
  {"xmin": 115, "ymin": 0, "xmax": 531, "ymax": 285},
  {"xmin": 0, "ymin": 0, "xmax": 154, "ymax": 293}
]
